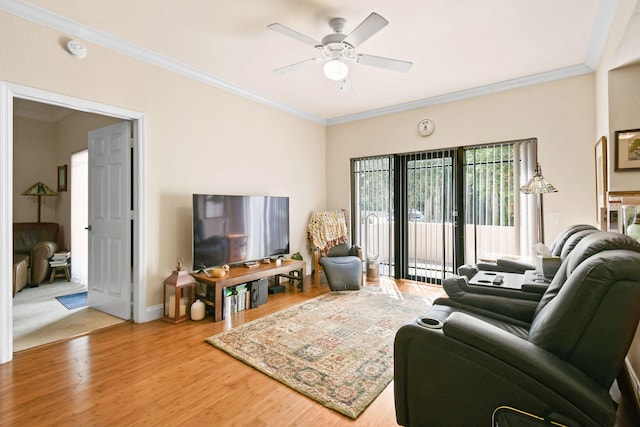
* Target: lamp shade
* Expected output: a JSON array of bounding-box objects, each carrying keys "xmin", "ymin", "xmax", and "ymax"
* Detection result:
[
  {"xmin": 324, "ymin": 59, "xmax": 349, "ymax": 81},
  {"xmin": 22, "ymin": 181, "xmax": 57, "ymax": 196},
  {"xmin": 22, "ymin": 181, "xmax": 58, "ymax": 223},
  {"xmin": 520, "ymin": 163, "xmax": 558, "ymax": 194}
]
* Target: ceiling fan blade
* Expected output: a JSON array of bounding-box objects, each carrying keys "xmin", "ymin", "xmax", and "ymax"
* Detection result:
[
  {"xmin": 268, "ymin": 23, "xmax": 321, "ymax": 47},
  {"xmin": 343, "ymin": 12, "xmax": 388, "ymax": 47},
  {"xmin": 338, "ymin": 77, "xmax": 352, "ymax": 92},
  {"xmin": 273, "ymin": 58, "xmax": 319, "ymax": 74},
  {"xmin": 358, "ymin": 54, "xmax": 413, "ymax": 73}
]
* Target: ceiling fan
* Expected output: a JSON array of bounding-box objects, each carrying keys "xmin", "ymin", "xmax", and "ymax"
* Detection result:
[{"xmin": 268, "ymin": 12, "xmax": 412, "ymax": 91}]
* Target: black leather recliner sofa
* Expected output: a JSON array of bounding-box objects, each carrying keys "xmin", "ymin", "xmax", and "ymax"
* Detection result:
[{"xmin": 394, "ymin": 232, "xmax": 640, "ymax": 426}]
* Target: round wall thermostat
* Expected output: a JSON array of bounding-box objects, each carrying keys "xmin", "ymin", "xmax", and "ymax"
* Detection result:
[
  {"xmin": 417, "ymin": 119, "xmax": 435, "ymax": 137},
  {"xmin": 66, "ymin": 40, "xmax": 87, "ymax": 59}
]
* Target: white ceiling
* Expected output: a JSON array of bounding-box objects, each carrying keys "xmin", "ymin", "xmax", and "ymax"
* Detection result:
[{"xmin": 1, "ymin": 0, "xmax": 625, "ymax": 124}]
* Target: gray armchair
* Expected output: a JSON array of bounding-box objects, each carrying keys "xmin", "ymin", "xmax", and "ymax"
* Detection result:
[
  {"xmin": 313, "ymin": 241, "xmax": 363, "ymax": 290},
  {"xmin": 394, "ymin": 232, "xmax": 640, "ymax": 426}
]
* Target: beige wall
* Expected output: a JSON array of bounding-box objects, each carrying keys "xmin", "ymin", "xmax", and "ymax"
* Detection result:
[
  {"xmin": 326, "ymin": 74, "xmax": 597, "ymax": 242},
  {"xmin": 1, "ymin": 12, "xmax": 326, "ymax": 309},
  {"xmin": 609, "ymin": 62, "xmax": 640, "ymax": 191},
  {"xmin": 4, "ymin": 3, "xmax": 640, "ymax": 313},
  {"xmin": 596, "ymin": 0, "xmax": 640, "ymax": 191},
  {"xmin": 13, "ymin": 117, "xmax": 58, "ymax": 224}
]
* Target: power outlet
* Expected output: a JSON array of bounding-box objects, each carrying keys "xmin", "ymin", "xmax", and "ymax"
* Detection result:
[{"xmin": 549, "ymin": 211, "xmax": 560, "ymax": 225}]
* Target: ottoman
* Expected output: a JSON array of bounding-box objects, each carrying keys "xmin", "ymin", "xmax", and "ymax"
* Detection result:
[{"xmin": 13, "ymin": 256, "xmax": 28, "ymax": 296}]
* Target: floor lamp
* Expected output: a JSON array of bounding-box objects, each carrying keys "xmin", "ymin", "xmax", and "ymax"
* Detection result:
[
  {"xmin": 22, "ymin": 181, "xmax": 58, "ymax": 223},
  {"xmin": 520, "ymin": 163, "xmax": 558, "ymax": 243}
]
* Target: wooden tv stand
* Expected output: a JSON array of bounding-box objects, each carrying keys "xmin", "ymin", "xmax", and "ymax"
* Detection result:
[{"xmin": 191, "ymin": 259, "xmax": 306, "ymax": 322}]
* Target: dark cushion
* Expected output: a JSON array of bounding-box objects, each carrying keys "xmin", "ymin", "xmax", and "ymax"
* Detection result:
[
  {"xmin": 319, "ymin": 256, "xmax": 362, "ymax": 291},
  {"xmin": 326, "ymin": 242, "xmax": 351, "ymax": 257}
]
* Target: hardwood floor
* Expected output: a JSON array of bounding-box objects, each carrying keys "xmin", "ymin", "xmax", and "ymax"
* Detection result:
[
  {"xmin": 0, "ymin": 276, "xmax": 445, "ymax": 426},
  {"xmin": 2, "ymin": 275, "xmax": 637, "ymax": 426}
]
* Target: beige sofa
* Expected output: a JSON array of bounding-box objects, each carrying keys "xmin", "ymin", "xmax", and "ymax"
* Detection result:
[{"xmin": 13, "ymin": 222, "xmax": 60, "ymax": 287}]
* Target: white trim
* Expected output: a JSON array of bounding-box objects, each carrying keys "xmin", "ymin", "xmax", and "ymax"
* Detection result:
[
  {"xmin": 0, "ymin": 0, "xmax": 617, "ymax": 126},
  {"xmin": 585, "ymin": 0, "xmax": 619, "ymax": 69},
  {"xmin": 143, "ymin": 304, "xmax": 164, "ymax": 323},
  {"xmin": 327, "ymin": 64, "xmax": 594, "ymax": 126},
  {"xmin": 131, "ymin": 118, "xmax": 146, "ymax": 324},
  {"xmin": 0, "ymin": 81, "xmax": 147, "ymax": 364},
  {"xmin": 0, "ymin": 82, "xmax": 13, "ymax": 364}
]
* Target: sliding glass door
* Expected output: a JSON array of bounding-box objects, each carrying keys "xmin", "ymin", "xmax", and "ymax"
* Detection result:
[
  {"xmin": 351, "ymin": 139, "xmax": 536, "ymax": 284},
  {"xmin": 400, "ymin": 150, "xmax": 457, "ymax": 283},
  {"xmin": 352, "ymin": 156, "xmax": 395, "ymax": 277}
]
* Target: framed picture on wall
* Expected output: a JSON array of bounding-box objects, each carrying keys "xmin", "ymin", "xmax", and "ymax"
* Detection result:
[
  {"xmin": 615, "ymin": 129, "xmax": 640, "ymax": 171},
  {"xmin": 594, "ymin": 136, "xmax": 607, "ymax": 223},
  {"xmin": 57, "ymin": 164, "xmax": 67, "ymax": 192}
]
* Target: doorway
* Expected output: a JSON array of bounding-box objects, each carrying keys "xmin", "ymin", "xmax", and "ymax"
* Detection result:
[
  {"xmin": 0, "ymin": 81, "xmax": 147, "ymax": 364},
  {"xmin": 71, "ymin": 150, "xmax": 88, "ymax": 284}
]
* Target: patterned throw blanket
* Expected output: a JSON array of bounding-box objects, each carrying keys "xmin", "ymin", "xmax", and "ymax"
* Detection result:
[{"xmin": 307, "ymin": 209, "xmax": 349, "ymax": 256}]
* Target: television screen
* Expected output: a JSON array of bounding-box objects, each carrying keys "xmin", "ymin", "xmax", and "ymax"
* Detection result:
[{"xmin": 192, "ymin": 194, "xmax": 290, "ymax": 271}]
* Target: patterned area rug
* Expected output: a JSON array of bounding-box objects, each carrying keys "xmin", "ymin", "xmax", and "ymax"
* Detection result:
[{"xmin": 205, "ymin": 287, "xmax": 434, "ymax": 419}]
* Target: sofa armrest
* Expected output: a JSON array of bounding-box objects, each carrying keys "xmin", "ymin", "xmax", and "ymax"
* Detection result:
[
  {"xmin": 442, "ymin": 275, "xmax": 539, "ymax": 322},
  {"xmin": 32, "ymin": 240, "xmax": 58, "ymax": 262},
  {"xmin": 476, "ymin": 258, "xmax": 535, "ymax": 274},
  {"xmin": 350, "ymin": 245, "xmax": 363, "ymax": 260},
  {"xmin": 521, "ymin": 283, "xmax": 550, "ymax": 294},
  {"xmin": 442, "ymin": 312, "xmax": 614, "ymax": 421},
  {"xmin": 30, "ymin": 241, "xmax": 59, "ymax": 284}
]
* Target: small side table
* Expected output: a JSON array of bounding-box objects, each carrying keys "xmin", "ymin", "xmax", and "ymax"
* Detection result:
[{"xmin": 50, "ymin": 263, "xmax": 71, "ymax": 283}]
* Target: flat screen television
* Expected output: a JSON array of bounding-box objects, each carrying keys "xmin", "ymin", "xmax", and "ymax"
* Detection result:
[{"xmin": 192, "ymin": 194, "xmax": 290, "ymax": 271}]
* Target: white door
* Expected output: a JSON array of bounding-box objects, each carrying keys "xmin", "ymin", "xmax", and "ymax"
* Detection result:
[{"xmin": 88, "ymin": 121, "xmax": 132, "ymax": 320}]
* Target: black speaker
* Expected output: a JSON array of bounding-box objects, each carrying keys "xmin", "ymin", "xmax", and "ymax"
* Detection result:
[{"xmin": 250, "ymin": 278, "xmax": 268, "ymax": 308}]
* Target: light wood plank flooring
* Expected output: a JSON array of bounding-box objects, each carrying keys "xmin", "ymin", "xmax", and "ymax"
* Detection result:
[{"xmin": 1, "ymin": 275, "xmax": 637, "ymax": 426}]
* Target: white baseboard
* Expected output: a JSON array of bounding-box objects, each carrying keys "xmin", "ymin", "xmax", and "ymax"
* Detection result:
[{"xmin": 136, "ymin": 304, "xmax": 163, "ymax": 323}]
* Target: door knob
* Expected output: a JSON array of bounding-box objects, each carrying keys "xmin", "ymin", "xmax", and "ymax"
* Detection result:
[{"xmin": 85, "ymin": 225, "xmax": 92, "ymax": 231}]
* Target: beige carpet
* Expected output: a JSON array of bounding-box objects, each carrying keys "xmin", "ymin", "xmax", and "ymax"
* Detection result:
[{"xmin": 13, "ymin": 281, "xmax": 126, "ymax": 352}]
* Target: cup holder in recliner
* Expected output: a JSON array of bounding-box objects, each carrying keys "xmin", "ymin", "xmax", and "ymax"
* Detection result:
[{"xmin": 417, "ymin": 317, "xmax": 443, "ymax": 329}]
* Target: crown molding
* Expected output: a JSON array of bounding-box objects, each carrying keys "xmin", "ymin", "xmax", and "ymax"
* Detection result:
[
  {"xmin": 327, "ymin": 64, "xmax": 594, "ymax": 126},
  {"xmin": 585, "ymin": 0, "xmax": 619, "ymax": 69},
  {"xmin": 0, "ymin": 0, "xmax": 327, "ymax": 125},
  {"xmin": 0, "ymin": 0, "xmax": 615, "ymax": 127}
]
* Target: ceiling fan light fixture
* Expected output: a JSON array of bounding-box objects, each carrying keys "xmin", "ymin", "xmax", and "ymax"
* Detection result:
[{"xmin": 323, "ymin": 59, "xmax": 349, "ymax": 81}]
